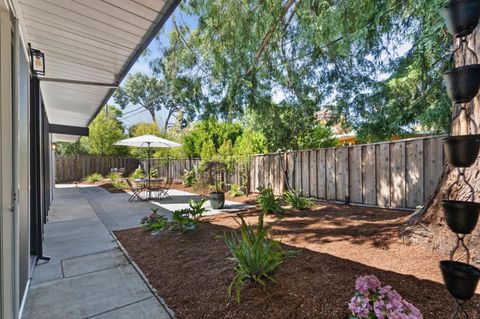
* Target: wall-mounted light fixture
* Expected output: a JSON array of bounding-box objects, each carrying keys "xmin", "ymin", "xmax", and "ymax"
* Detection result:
[{"xmin": 29, "ymin": 44, "xmax": 45, "ymax": 76}]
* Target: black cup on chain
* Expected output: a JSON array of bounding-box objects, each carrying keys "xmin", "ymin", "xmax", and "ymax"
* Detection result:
[
  {"xmin": 442, "ymin": 0, "xmax": 480, "ymax": 38},
  {"xmin": 443, "ymin": 65, "xmax": 480, "ymax": 104},
  {"xmin": 443, "ymin": 135, "xmax": 480, "ymax": 167},
  {"xmin": 440, "ymin": 260, "xmax": 480, "ymax": 301},
  {"xmin": 442, "ymin": 200, "xmax": 480, "ymax": 234}
]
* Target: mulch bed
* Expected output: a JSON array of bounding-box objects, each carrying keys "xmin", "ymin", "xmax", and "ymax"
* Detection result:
[{"xmin": 115, "ymin": 205, "xmax": 480, "ymax": 319}]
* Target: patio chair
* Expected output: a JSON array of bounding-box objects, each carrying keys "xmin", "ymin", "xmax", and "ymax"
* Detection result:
[
  {"xmin": 148, "ymin": 179, "xmax": 164, "ymax": 199},
  {"xmin": 157, "ymin": 177, "xmax": 173, "ymax": 200},
  {"xmin": 126, "ymin": 179, "xmax": 146, "ymax": 202}
]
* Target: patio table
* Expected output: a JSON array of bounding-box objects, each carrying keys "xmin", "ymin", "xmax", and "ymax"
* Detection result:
[{"xmin": 135, "ymin": 178, "xmax": 165, "ymax": 200}]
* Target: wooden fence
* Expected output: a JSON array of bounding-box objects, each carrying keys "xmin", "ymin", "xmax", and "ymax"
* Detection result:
[
  {"xmin": 249, "ymin": 135, "xmax": 446, "ymax": 209},
  {"xmin": 56, "ymin": 135, "xmax": 446, "ymax": 209},
  {"xmin": 147, "ymin": 158, "xmax": 201, "ymax": 181},
  {"xmin": 55, "ymin": 156, "xmax": 139, "ymax": 183}
]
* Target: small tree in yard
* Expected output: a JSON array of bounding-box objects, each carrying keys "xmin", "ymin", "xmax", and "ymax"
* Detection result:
[{"xmin": 85, "ymin": 105, "xmax": 127, "ymax": 156}]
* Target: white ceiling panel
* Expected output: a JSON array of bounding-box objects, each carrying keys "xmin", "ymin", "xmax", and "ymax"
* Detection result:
[{"xmin": 15, "ymin": 0, "xmax": 180, "ymax": 142}]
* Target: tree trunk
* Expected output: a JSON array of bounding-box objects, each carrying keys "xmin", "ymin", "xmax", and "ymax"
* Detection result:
[{"xmin": 406, "ymin": 27, "xmax": 480, "ymax": 263}]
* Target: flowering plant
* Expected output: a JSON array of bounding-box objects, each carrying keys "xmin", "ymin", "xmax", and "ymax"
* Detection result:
[
  {"xmin": 140, "ymin": 209, "xmax": 167, "ymax": 232},
  {"xmin": 349, "ymin": 275, "xmax": 423, "ymax": 319}
]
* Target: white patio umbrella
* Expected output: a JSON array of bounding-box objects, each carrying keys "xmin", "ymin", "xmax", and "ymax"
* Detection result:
[{"xmin": 114, "ymin": 135, "xmax": 182, "ymax": 190}]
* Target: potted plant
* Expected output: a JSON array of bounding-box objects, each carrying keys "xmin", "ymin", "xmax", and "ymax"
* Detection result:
[
  {"xmin": 442, "ymin": 0, "xmax": 480, "ymax": 38},
  {"xmin": 210, "ymin": 181, "xmax": 225, "ymax": 209}
]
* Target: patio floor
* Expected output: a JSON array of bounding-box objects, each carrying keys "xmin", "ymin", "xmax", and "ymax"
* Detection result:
[
  {"xmin": 22, "ymin": 184, "xmax": 252, "ymax": 319},
  {"xmin": 21, "ymin": 185, "xmax": 172, "ymax": 319}
]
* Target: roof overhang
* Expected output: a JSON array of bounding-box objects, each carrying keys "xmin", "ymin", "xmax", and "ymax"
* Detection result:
[{"xmin": 12, "ymin": 0, "xmax": 180, "ymax": 142}]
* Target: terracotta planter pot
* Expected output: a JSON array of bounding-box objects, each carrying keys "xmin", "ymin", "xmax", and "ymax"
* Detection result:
[
  {"xmin": 440, "ymin": 260, "xmax": 480, "ymax": 301},
  {"xmin": 210, "ymin": 192, "xmax": 225, "ymax": 209},
  {"xmin": 442, "ymin": 200, "xmax": 480, "ymax": 234},
  {"xmin": 443, "ymin": 65, "xmax": 480, "ymax": 104},
  {"xmin": 443, "ymin": 135, "xmax": 480, "ymax": 167},
  {"xmin": 442, "ymin": 0, "xmax": 480, "ymax": 38}
]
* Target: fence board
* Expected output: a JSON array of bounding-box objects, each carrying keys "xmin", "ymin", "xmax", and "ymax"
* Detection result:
[
  {"xmin": 309, "ymin": 150, "xmax": 317, "ymax": 197},
  {"xmin": 326, "ymin": 149, "xmax": 336, "ymax": 200},
  {"xmin": 317, "ymin": 149, "xmax": 326, "ymax": 199},
  {"xmin": 362, "ymin": 145, "xmax": 376, "ymax": 205},
  {"xmin": 301, "ymin": 151, "xmax": 310, "ymax": 196},
  {"xmin": 424, "ymin": 138, "xmax": 444, "ymax": 199},
  {"xmin": 406, "ymin": 140, "xmax": 424, "ymax": 208},
  {"xmin": 376, "ymin": 143, "xmax": 390, "ymax": 207},
  {"xmin": 349, "ymin": 147, "xmax": 362, "ymax": 203},
  {"xmin": 335, "ymin": 148, "xmax": 348, "ymax": 202}
]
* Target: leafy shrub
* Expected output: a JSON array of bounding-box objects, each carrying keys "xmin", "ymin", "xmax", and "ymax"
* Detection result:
[
  {"xmin": 188, "ymin": 198, "xmax": 206, "ymax": 221},
  {"xmin": 169, "ymin": 209, "xmax": 196, "ymax": 233},
  {"xmin": 224, "ymin": 212, "xmax": 290, "ymax": 303},
  {"xmin": 256, "ymin": 187, "xmax": 282, "ymax": 215},
  {"xmin": 83, "ymin": 173, "xmax": 103, "ymax": 183},
  {"xmin": 209, "ymin": 181, "xmax": 225, "ymax": 193},
  {"xmin": 107, "ymin": 172, "xmax": 121, "ymax": 181},
  {"xmin": 349, "ymin": 275, "xmax": 422, "ymax": 319},
  {"xmin": 141, "ymin": 209, "xmax": 168, "ymax": 232},
  {"xmin": 227, "ymin": 184, "xmax": 245, "ymax": 197},
  {"xmin": 112, "ymin": 179, "xmax": 128, "ymax": 190},
  {"xmin": 149, "ymin": 168, "xmax": 159, "ymax": 178},
  {"xmin": 283, "ymin": 190, "xmax": 314, "ymax": 210},
  {"xmin": 182, "ymin": 169, "xmax": 197, "ymax": 187},
  {"xmin": 130, "ymin": 167, "xmax": 144, "ymax": 180}
]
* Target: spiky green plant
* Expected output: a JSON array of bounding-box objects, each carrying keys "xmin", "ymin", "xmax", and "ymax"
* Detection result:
[
  {"xmin": 224, "ymin": 212, "xmax": 290, "ymax": 303},
  {"xmin": 256, "ymin": 187, "xmax": 282, "ymax": 215},
  {"xmin": 283, "ymin": 190, "xmax": 314, "ymax": 210}
]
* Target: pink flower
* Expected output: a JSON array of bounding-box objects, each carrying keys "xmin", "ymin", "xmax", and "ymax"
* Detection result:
[{"xmin": 349, "ymin": 275, "xmax": 423, "ymax": 319}]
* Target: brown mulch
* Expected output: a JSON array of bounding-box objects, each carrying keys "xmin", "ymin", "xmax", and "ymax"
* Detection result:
[
  {"xmin": 115, "ymin": 204, "xmax": 480, "ymax": 319},
  {"xmin": 171, "ymin": 183, "xmax": 258, "ymax": 205}
]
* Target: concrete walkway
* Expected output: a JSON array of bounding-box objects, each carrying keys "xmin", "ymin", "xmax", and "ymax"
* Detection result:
[
  {"xmin": 22, "ymin": 185, "xmax": 173, "ymax": 319},
  {"xmin": 22, "ymin": 184, "xmax": 253, "ymax": 319}
]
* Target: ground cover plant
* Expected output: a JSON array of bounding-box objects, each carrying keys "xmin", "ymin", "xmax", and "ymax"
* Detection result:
[
  {"xmin": 349, "ymin": 275, "xmax": 422, "ymax": 319},
  {"xmin": 169, "ymin": 209, "xmax": 197, "ymax": 233},
  {"xmin": 283, "ymin": 190, "xmax": 314, "ymax": 210},
  {"xmin": 224, "ymin": 212, "xmax": 292, "ymax": 303},
  {"xmin": 141, "ymin": 209, "xmax": 168, "ymax": 232},
  {"xmin": 83, "ymin": 173, "xmax": 103, "ymax": 183},
  {"xmin": 256, "ymin": 187, "xmax": 283, "ymax": 215}
]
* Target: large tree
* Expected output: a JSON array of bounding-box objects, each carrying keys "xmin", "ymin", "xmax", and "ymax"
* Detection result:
[{"xmin": 166, "ymin": 0, "xmax": 451, "ymax": 141}]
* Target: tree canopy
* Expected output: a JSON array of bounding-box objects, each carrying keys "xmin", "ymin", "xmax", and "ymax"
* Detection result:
[{"xmin": 151, "ymin": 0, "xmax": 451, "ymax": 142}]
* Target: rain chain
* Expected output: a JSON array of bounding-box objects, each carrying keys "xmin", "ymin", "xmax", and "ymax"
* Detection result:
[{"xmin": 440, "ymin": 1, "xmax": 480, "ymax": 318}]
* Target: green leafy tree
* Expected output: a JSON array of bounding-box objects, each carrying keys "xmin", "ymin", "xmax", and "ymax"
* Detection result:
[
  {"xmin": 171, "ymin": 0, "xmax": 450, "ymax": 141},
  {"xmin": 54, "ymin": 140, "xmax": 89, "ymax": 157},
  {"xmin": 84, "ymin": 106, "xmax": 127, "ymax": 156},
  {"xmin": 114, "ymin": 74, "xmax": 164, "ymax": 124}
]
